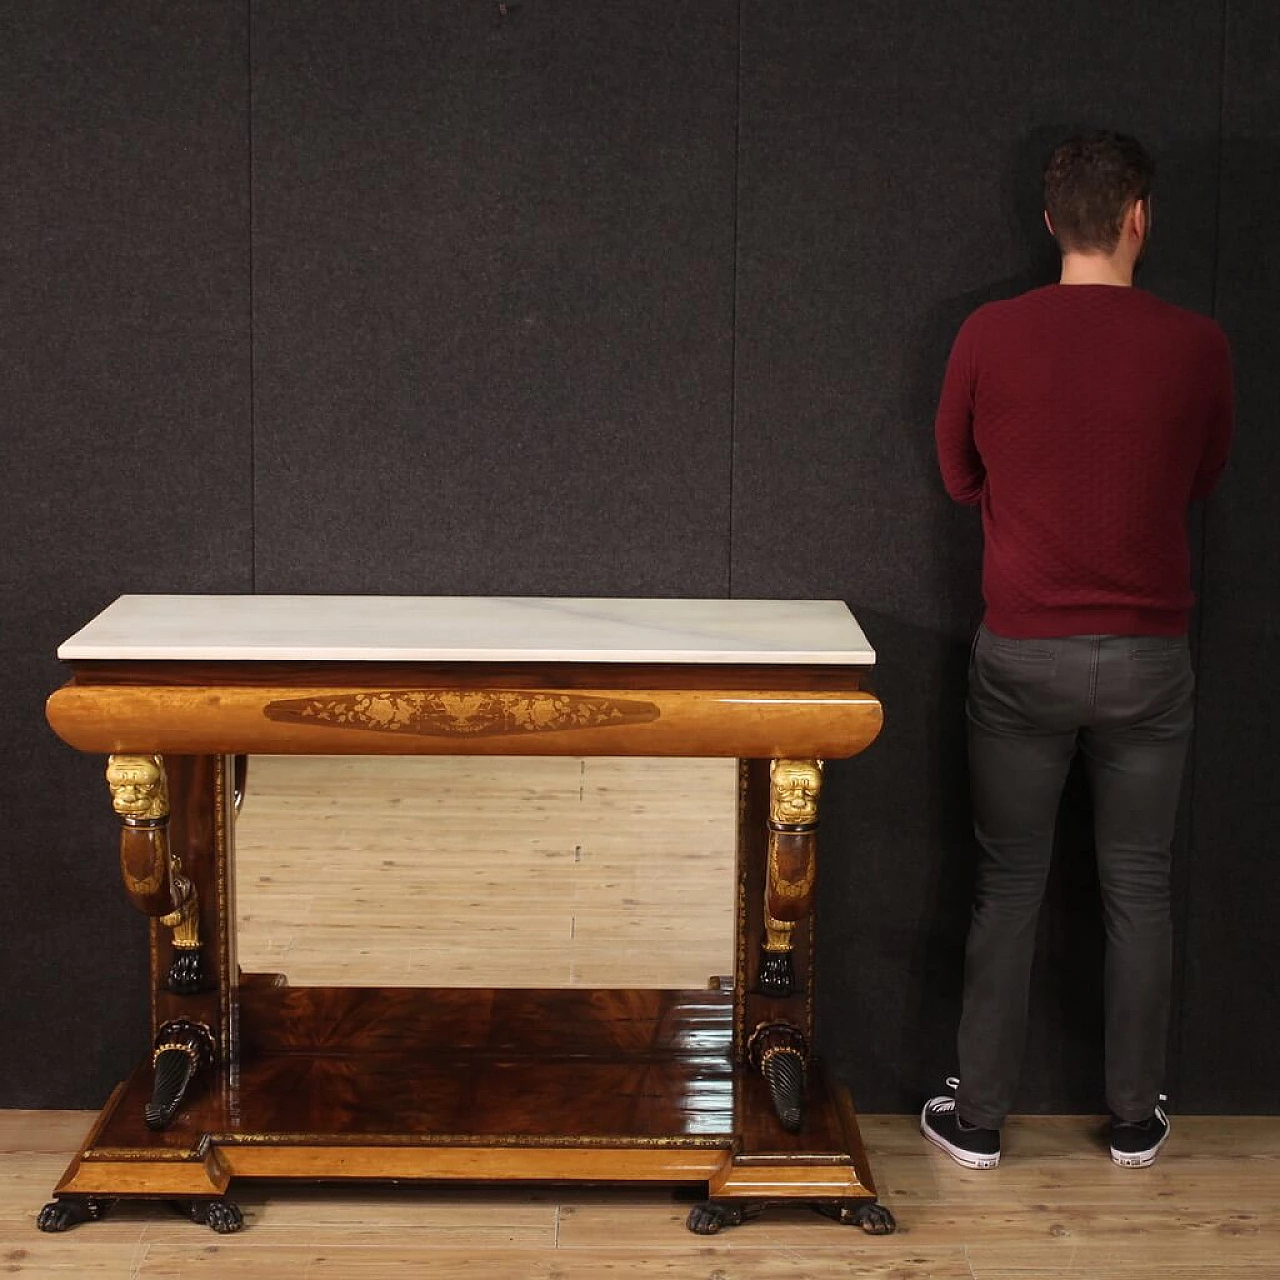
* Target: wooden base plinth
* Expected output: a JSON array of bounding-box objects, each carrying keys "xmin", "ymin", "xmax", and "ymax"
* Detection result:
[{"xmin": 53, "ymin": 985, "xmax": 877, "ymax": 1208}]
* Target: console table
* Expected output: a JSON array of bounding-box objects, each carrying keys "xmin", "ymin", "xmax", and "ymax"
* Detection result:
[{"xmin": 39, "ymin": 596, "xmax": 890, "ymax": 1236}]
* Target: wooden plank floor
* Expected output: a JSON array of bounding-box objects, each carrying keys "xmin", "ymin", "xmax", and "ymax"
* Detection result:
[
  {"xmin": 5, "ymin": 1110, "xmax": 1277, "ymax": 1277},
  {"xmin": 10, "ymin": 758, "xmax": 1276, "ymax": 1275}
]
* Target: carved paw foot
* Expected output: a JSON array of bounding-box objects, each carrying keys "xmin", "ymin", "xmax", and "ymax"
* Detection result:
[
  {"xmin": 685, "ymin": 1201, "xmax": 763, "ymax": 1235},
  {"xmin": 173, "ymin": 1199, "xmax": 245, "ymax": 1233},
  {"xmin": 757, "ymin": 949, "xmax": 795, "ymax": 997},
  {"xmin": 814, "ymin": 1200, "xmax": 897, "ymax": 1234},
  {"xmin": 167, "ymin": 949, "xmax": 205, "ymax": 994},
  {"xmin": 37, "ymin": 1197, "xmax": 112, "ymax": 1232}
]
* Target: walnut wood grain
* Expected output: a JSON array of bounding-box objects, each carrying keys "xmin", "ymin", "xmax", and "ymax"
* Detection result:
[
  {"xmin": 736, "ymin": 761, "xmax": 814, "ymax": 1054},
  {"xmin": 56, "ymin": 1062, "xmax": 870, "ymax": 1200},
  {"xmin": 148, "ymin": 756, "xmax": 235, "ymax": 1067},
  {"xmin": 47, "ymin": 682, "xmax": 882, "ymax": 759},
  {"xmin": 78, "ymin": 987, "xmax": 735, "ymax": 1151},
  {"xmin": 238, "ymin": 985, "xmax": 733, "ymax": 1058},
  {"xmin": 45, "ymin": 631, "xmax": 887, "ymax": 1223},
  {"xmin": 119, "ymin": 825, "xmax": 173, "ymax": 915}
]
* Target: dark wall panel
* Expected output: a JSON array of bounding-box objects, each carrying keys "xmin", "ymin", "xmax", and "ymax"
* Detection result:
[
  {"xmin": 1182, "ymin": 0, "xmax": 1280, "ymax": 1112},
  {"xmin": 732, "ymin": 0, "xmax": 1224, "ymax": 1112},
  {"xmin": 6, "ymin": 0, "xmax": 1276, "ymax": 1121},
  {"xmin": 0, "ymin": 3, "xmax": 251, "ymax": 1105},
  {"xmin": 251, "ymin": 1, "xmax": 737, "ymax": 597}
]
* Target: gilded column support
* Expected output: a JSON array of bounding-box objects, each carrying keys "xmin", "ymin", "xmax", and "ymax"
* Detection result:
[
  {"xmin": 108, "ymin": 754, "xmax": 173, "ymax": 916},
  {"xmin": 759, "ymin": 758, "xmax": 822, "ymax": 998},
  {"xmin": 106, "ymin": 755, "xmax": 205, "ymax": 995}
]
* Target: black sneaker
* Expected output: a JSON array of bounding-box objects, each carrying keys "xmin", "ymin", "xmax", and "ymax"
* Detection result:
[
  {"xmin": 1110, "ymin": 1102, "xmax": 1170, "ymax": 1168},
  {"xmin": 921, "ymin": 1078, "xmax": 1000, "ymax": 1169}
]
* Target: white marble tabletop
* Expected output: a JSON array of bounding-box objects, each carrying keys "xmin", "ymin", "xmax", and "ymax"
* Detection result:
[{"xmin": 57, "ymin": 596, "xmax": 876, "ymax": 665}]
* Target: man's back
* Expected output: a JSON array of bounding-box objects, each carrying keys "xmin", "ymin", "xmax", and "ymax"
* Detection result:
[
  {"xmin": 935, "ymin": 284, "xmax": 1233, "ymax": 639},
  {"xmin": 925, "ymin": 130, "xmax": 1234, "ymax": 1176}
]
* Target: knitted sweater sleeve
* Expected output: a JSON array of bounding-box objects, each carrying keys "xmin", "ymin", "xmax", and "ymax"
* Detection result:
[{"xmin": 934, "ymin": 315, "xmax": 985, "ymax": 505}]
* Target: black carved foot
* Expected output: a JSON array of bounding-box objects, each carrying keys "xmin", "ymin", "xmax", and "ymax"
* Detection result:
[
  {"xmin": 147, "ymin": 1049, "xmax": 198, "ymax": 1129},
  {"xmin": 761, "ymin": 1048, "xmax": 805, "ymax": 1132},
  {"xmin": 37, "ymin": 1197, "xmax": 113, "ymax": 1232},
  {"xmin": 758, "ymin": 948, "xmax": 795, "ymax": 997},
  {"xmin": 685, "ymin": 1200, "xmax": 764, "ymax": 1235},
  {"xmin": 748, "ymin": 1022, "xmax": 808, "ymax": 1134},
  {"xmin": 145, "ymin": 1020, "xmax": 212, "ymax": 1130},
  {"xmin": 167, "ymin": 948, "xmax": 206, "ymax": 995},
  {"xmin": 813, "ymin": 1199, "xmax": 897, "ymax": 1234},
  {"xmin": 171, "ymin": 1199, "xmax": 244, "ymax": 1233}
]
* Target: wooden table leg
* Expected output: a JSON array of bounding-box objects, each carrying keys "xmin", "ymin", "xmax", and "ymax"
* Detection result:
[{"xmin": 692, "ymin": 760, "xmax": 895, "ymax": 1235}]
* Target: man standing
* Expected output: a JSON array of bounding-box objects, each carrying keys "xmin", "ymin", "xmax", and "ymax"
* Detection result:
[{"xmin": 923, "ymin": 132, "xmax": 1233, "ymax": 1170}]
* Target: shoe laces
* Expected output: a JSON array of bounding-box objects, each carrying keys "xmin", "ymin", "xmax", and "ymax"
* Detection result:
[{"xmin": 927, "ymin": 1077, "xmax": 962, "ymax": 1115}]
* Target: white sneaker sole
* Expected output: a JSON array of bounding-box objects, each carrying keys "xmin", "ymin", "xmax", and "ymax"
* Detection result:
[
  {"xmin": 1111, "ymin": 1131, "xmax": 1169, "ymax": 1167},
  {"xmin": 1111, "ymin": 1109, "xmax": 1170, "ymax": 1167},
  {"xmin": 920, "ymin": 1102, "xmax": 1000, "ymax": 1170}
]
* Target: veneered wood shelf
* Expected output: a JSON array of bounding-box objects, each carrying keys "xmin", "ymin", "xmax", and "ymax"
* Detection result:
[{"xmin": 60, "ymin": 986, "xmax": 872, "ymax": 1200}]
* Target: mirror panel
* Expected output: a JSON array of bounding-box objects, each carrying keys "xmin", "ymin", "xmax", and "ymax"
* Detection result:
[{"xmin": 234, "ymin": 756, "xmax": 737, "ymax": 989}]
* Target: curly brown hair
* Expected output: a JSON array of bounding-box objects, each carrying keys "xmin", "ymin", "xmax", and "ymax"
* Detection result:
[{"xmin": 1043, "ymin": 131, "xmax": 1153, "ymax": 254}]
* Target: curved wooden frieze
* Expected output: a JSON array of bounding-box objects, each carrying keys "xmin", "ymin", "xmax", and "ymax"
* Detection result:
[
  {"xmin": 47, "ymin": 683, "xmax": 883, "ymax": 758},
  {"xmin": 262, "ymin": 690, "xmax": 660, "ymax": 738}
]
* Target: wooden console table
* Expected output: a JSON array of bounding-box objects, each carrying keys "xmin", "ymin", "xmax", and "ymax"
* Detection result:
[{"xmin": 39, "ymin": 596, "xmax": 890, "ymax": 1236}]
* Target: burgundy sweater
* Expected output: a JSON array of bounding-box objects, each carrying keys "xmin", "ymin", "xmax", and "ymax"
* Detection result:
[{"xmin": 935, "ymin": 284, "xmax": 1233, "ymax": 638}]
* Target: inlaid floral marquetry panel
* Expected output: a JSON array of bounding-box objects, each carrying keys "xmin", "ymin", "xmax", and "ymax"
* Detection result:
[{"xmin": 263, "ymin": 691, "xmax": 660, "ymax": 739}]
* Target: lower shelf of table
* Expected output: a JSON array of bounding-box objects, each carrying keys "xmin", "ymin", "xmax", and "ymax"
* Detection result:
[{"xmin": 55, "ymin": 985, "xmax": 878, "ymax": 1203}]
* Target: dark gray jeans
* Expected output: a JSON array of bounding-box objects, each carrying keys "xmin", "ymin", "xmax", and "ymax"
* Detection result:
[{"xmin": 956, "ymin": 624, "xmax": 1194, "ymax": 1128}]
